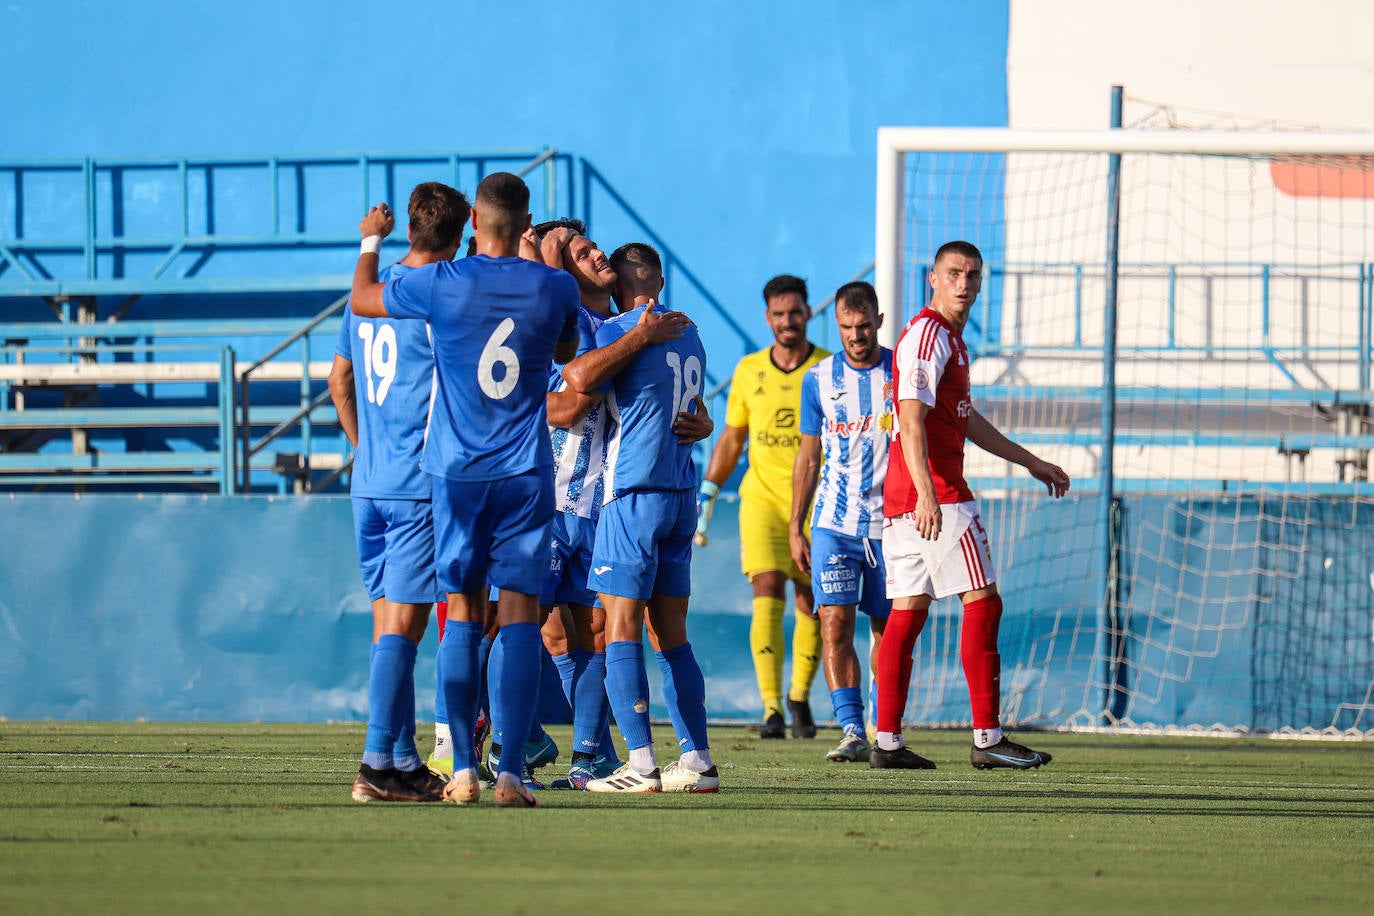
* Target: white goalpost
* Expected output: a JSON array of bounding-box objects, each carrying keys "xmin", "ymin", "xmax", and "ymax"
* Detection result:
[{"xmin": 875, "ymin": 127, "xmax": 1374, "ymax": 737}]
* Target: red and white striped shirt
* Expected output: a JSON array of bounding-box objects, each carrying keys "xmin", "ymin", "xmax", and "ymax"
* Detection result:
[{"xmin": 883, "ymin": 307, "xmax": 974, "ymax": 515}]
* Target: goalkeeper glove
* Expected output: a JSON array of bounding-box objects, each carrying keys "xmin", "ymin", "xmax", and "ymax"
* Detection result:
[{"xmin": 696, "ymin": 480, "xmax": 720, "ymax": 544}]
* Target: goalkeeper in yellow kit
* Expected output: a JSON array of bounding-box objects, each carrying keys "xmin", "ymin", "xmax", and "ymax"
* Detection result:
[{"xmin": 698, "ymin": 274, "xmax": 828, "ymax": 738}]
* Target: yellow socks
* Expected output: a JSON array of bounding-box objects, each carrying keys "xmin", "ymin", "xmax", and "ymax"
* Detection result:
[
  {"xmin": 789, "ymin": 612, "xmax": 822, "ymax": 702},
  {"xmin": 750, "ymin": 596, "xmax": 785, "ymax": 717}
]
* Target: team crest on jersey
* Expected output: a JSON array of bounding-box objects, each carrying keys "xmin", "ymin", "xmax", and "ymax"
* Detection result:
[
  {"xmin": 883, "ymin": 381, "xmax": 894, "ymax": 402},
  {"xmin": 914, "ymin": 368, "xmax": 930, "ymax": 391}
]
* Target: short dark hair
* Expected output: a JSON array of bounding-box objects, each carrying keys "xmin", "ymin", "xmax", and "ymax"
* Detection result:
[
  {"xmin": 474, "ymin": 172, "xmax": 530, "ymax": 240},
  {"xmin": 933, "ymin": 240, "xmax": 982, "ymax": 266},
  {"xmin": 609, "ymin": 241, "xmax": 663, "ymax": 282},
  {"xmin": 534, "ymin": 217, "xmax": 587, "ymax": 240},
  {"xmin": 763, "ymin": 274, "xmax": 808, "ymax": 305},
  {"xmin": 407, "ymin": 182, "xmax": 470, "ymax": 253},
  {"xmin": 834, "ymin": 280, "xmax": 878, "ymax": 315}
]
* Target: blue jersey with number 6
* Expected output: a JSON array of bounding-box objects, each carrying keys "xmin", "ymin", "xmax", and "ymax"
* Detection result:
[
  {"xmin": 383, "ymin": 255, "xmax": 580, "ymax": 482},
  {"xmin": 337, "ymin": 262, "xmax": 434, "ymax": 500},
  {"xmin": 597, "ymin": 303, "xmax": 707, "ymax": 498}
]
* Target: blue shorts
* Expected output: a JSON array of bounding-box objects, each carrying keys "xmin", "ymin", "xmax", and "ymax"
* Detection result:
[
  {"xmin": 351, "ymin": 496, "xmax": 437, "ymax": 604},
  {"xmin": 431, "ymin": 470, "xmax": 553, "ymax": 597},
  {"xmin": 810, "ymin": 526, "xmax": 889, "ymax": 620},
  {"xmin": 542, "ymin": 512, "xmax": 601, "ymax": 608},
  {"xmin": 588, "ymin": 490, "xmax": 694, "ymax": 602}
]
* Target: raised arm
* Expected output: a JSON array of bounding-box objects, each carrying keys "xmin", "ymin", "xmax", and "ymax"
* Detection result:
[
  {"xmin": 350, "ymin": 204, "xmax": 395, "ymax": 318},
  {"xmin": 327, "ymin": 354, "xmax": 358, "ymax": 448},
  {"xmin": 788, "ymin": 432, "xmax": 822, "ymax": 576},
  {"xmin": 966, "ymin": 408, "xmax": 1070, "ymax": 497}
]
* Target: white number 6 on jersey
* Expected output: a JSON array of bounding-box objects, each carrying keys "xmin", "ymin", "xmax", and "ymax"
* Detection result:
[{"xmin": 478, "ymin": 317, "xmax": 520, "ymax": 399}]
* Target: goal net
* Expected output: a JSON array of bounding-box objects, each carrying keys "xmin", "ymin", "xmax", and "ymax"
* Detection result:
[{"xmin": 875, "ymin": 127, "xmax": 1374, "ymax": 736}]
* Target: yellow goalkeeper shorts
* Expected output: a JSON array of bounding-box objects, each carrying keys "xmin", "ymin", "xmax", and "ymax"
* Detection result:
[{"xmin": 738, "ymin": 495, "xmax": 805, "ymax": 583}]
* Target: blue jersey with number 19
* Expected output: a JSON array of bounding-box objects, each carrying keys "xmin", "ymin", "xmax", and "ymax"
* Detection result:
[
  {"xmin": 597, "ymin": 303, "xmax": 707, "ymax": 498},
  {"xmin": 337, "ymin": 262, "xmax": 436, "ymax": 500},
  {"xmin": 383, "ymin": 254, "xmax": 580, "ymax": 482}
]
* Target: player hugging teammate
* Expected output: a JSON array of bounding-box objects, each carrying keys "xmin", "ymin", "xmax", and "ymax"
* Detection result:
[{"xmin": 340, "ymin": 175, "xmax": 1066, "ymax": 807}]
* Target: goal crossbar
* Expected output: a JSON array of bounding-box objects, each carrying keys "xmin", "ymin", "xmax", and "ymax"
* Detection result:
[{"xmin": 875, "ymin": 127, "xmax": 1374, "ymax": 347}]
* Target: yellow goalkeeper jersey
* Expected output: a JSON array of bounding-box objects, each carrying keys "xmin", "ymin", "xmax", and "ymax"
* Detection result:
[{"xmin": 724, "ymin": 344, "xmax": 829, "ymax": 513}]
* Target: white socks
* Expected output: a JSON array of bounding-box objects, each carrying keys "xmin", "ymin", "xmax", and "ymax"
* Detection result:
[
  {"xmin": 876, "ymin": 730, "xmax": 904, "ymax": 751},
  {"xmin": 432, "ymin": 723, "xmax": 452, "ymax": 758},
  {"xmin": 973, "ymin": 727, "xmax": 1004, "ymax": 749},
  {"xmin": 681, "ymin": 749, "xmax": 714, "ymax": 772},
  {"xmin": 629, "ymin": 746, "xmax": 658, "ymax": 775}
]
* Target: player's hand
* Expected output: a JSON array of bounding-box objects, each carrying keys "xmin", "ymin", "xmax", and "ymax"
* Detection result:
[
  {"xmin": 789, "ymin": 528, "xmax": 811, "ymax": 577},
  {"xmin": 540, "ymin": 227, "xmax": 575, "ymax": 268},
  {"xmin": 673, "ymin": 396, "xmax": 713, "ymax": 443},
  {"xmin": 913, "ymin": 502, "xmax": 942, "ymax": 541},
  {"xmin": 518, "ymin": 226, "xmax": 542, "ymax": 263},
  {"xmin": 1029, "ymin": 459, "xmax": 1071, "ymax": 498},
  {"xmin": 359, "ymin": 204, "xmax": 394, "ymax": 240},
  {"xmin": 636, "ymin": 306, "xmax": 690, "ymax": 344}
]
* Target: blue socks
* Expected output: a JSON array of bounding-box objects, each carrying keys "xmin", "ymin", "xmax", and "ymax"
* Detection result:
[
  {"xmin": 392, "ymin": 652, "xmax": 420, "ymax": 770},
  {"xmin": 486, "ymin": 634, "xmax": 502, "ymax": 747},
  {"xmin": 363, "ymin": 634, "xmax": 417, "ymax": 770},
  {"xmin": 559, "ymin": 648, "xmax": 606, "ymax": 757},
  {"xmin": 438, "ymin": 621, "xmax": 484, "ymax": 770},
  {"xmin": 655, "ymin": 642, "xmax": 709, "ymax": 753},
  {"xmin": 605, "ymin": 640, "xmax": 653, "ymax": 752},
  {"xmin": 491, "ymin": 622, "xmax": 542, "ymax": 777},
  {"xmin": 831, "ymin": 686, "xmax": 865, "ymax": 736}
]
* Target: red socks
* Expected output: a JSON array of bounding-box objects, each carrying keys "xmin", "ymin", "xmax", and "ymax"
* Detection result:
[
  {"xmin": 960, "ymin": 593, "xmax": 1003, "ymax": 729},
  {"xmin": 875, "ymin": 607, "xmax": 929, "ymax": 733}
]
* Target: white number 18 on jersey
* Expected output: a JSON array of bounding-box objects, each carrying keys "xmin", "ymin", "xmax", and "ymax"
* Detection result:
[{"xmin": 666, "ymin": 351, "xmax": 702, "ymax": 415}]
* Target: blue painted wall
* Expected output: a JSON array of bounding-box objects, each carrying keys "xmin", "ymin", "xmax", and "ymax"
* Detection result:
[
  {"xmin": 0, "ymin": 0, "xmax": 1009, "ymax": 340},
  {"xmin": 4, "ymin": 493, "xmax": 1369, "ymax": 733}
]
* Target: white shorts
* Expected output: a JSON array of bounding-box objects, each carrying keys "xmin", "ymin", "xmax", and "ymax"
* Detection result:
[{"xmin": 883, "ymin": 501, "xmax": 996, "ymax": 600}]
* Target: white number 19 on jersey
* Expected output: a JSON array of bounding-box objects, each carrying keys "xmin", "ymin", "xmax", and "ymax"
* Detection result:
[{"xmin": 356, "ymin": 322, "xmax": 397, "ymax": 406}]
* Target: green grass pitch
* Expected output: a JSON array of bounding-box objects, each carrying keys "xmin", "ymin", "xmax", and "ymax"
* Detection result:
[{"xmin": 2, "ymin": 722, "xmax": 1372, "ymax": 913}]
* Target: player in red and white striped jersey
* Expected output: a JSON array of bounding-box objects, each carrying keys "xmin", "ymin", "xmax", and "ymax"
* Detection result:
[{"xmin": 875, "ymin": 240, "xmax": 1070, "ymax": 771}]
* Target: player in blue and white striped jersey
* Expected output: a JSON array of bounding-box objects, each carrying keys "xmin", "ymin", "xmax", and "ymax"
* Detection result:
[{"xmin": 789, "ymin": 281, "xmax": 893, "ymax": 764}]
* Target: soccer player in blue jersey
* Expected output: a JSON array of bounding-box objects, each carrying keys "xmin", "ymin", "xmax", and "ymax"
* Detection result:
[
  {"xmin": 559, "ymin": 242, "xmax": 718, "ymax": 794},
  {"xmin": 539, "ymin": 227, "xmax": 708, "ymax": 789},
  {"xmin": 349, "ymin": 171, "xmax": 581, "ymax": 808},
  {"xmin": 788, "ymin": 281, "xmax": 894, "ymax": 765},
  {"xmin": 332, "ymin": 181, "xmax": 469, "ymax": 803},
  {"xmin": 538, "ymin": 226, "xmax": 692, "ymax": 788}
]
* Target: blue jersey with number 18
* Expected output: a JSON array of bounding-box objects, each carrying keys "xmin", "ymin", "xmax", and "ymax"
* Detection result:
[
  {"xmin": 597, "ymin": 303, "xmax": 707, "ymax": 498},
  {"xmin": 383, "ymin": 254, "xmax": 580, "ymax": 482}
]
